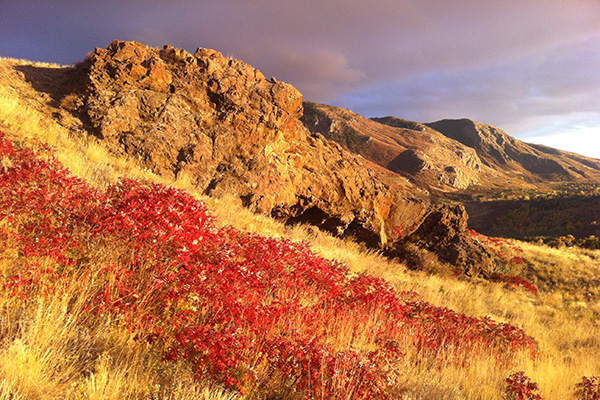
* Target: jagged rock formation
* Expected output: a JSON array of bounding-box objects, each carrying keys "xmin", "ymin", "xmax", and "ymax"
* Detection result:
[
  {"xmin": 71, "ymin": 40, "xmax": 424, "ymax": 246},
  {"xmin": 0, "ymin": 40, "xmax": 502, "ymax": 274}
]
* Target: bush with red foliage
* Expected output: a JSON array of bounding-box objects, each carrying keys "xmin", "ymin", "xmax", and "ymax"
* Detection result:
[
  {"xmin": 504, "ymin": 371, "xmax": 544, "ymax": 400},
  {"xmin": 467, "ymin": 230, "xmax": 537, "ymax": 294},
  {"xmin": 466, "ymin": 229, "xmax": 524, "ymax": 254},
  {"xmin": 575, "ymin": 376, "xmax": 600, "ymax": 400},
  {"xmin": 493, "ymin": 274, "xmax": 538, "ymax": 294},
  {"xmin": 0, "ymin": 132, "xmax": 539, "ymax": 398}
]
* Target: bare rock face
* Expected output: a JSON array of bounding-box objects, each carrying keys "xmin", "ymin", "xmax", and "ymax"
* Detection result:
[{"xmin": 67, "ymin": 40, "xmax": 431, "ymax": 248}]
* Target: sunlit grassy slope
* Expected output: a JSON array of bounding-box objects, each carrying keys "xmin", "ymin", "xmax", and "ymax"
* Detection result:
[{"xmin": 1, "ymin": 58, "xmax": 600, "ymax": 399}]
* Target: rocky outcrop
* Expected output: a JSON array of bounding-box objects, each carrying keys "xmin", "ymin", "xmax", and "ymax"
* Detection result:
[
  {"xmin": 58, "ymin": 40, "xmax": 442, "ymax": 247},
  {"xmin": 1, "ymin": 40, "xmax": 503, "ymax": 275}
]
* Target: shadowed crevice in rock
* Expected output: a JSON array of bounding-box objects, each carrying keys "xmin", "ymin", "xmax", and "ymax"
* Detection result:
[
  {"xmin": 344, "ymin": 218, "xmax": 382, "ymax": 248},
  {"xmin": 203, "ymin": 178, "xmax": 221, "ymax": 196},
  {"xmin": 285, "ymin": 205, "xmax": 346, "ymax": 236}
]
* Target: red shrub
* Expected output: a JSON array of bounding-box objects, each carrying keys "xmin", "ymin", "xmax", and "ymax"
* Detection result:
[
  {"xmin": 0, "ymin": 132, "xmax": 539, "ymax": 398},
  {"xmin": 575, "ymin": 376, "xmax": 600, "ymax": 400},
  {"xmin": 504, "ymin": 371, "xmax": 544, "ymax": 400},
  {"xmin": 494, "ymin": 274, "xmax": 537, "ymax": 294}
]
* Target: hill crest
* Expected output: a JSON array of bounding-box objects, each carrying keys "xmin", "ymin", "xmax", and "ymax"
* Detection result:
[{"xmin": 426, "ymin": 118, "xmax": 600, "ymax": 181}]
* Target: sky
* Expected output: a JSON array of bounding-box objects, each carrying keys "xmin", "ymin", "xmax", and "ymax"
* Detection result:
[{"xmin": 1, "ymin": 0, "xmax": 599, "ymax": 158}]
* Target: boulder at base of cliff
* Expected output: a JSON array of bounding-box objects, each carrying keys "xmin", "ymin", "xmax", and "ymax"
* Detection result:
[{"xmin": 388, "ymin": 205, "xmax": 498, "ymax": 276}]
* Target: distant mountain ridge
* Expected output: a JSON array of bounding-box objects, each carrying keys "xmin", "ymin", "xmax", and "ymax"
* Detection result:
[
  {"xmin": 301, "ymin": 102, "xmax": 600, "ymax": 194},
  {"xmin": 301, "ymin": 103, "xmax": 485, "ymax": 191},
  {"xmin": 425, "ymin": 118, "xmax": 599, "ymax": 180}
]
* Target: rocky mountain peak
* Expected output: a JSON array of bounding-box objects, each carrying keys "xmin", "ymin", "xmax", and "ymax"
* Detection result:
[{"xmin": 426, "ymin": 119, "xmax": 572, "ymax": 178}]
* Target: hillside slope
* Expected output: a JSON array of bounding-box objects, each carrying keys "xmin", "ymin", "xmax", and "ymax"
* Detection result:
[
  {"xmin": 0, "ymin": 131, "xmax": 546, "ymax": 398},
  {"xmin": 2, "ymin": 43, "xmax": 600, "ymax": 400},
  {"xmin": 301, "ymin": 102, "xmax": 487, "ymax": 191}
]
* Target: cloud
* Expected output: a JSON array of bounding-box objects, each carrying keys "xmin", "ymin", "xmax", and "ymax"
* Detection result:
[
  {"xmin": 3, "ymin": 1, "xmax": 598, "ymax": 71},
  {"xmin": 336, "ymin": 36, "xmax": 599, "ymax": 135},
  {"xmin": 235, "ymin": 46, "xmax": 365, "ymax": 101}
]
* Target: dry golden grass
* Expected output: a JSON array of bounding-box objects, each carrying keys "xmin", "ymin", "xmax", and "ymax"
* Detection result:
[
  {"xmin": 0, "ymin": 258, "xmax": 146, "ymax": 399},
  {"xmin": 1, "ymin": 56, "xmax": 600, "ymax": 399},
  {"xmin": 192, "ymin": 189, "xmax": 600, "ymax": 399},
  {"xmin": 0, "ymin": 91, "xmax": 159, "ymax": 190},
  {"xmin": 0, "ymin": 241, "xmax": 240, "ymax": 400}
]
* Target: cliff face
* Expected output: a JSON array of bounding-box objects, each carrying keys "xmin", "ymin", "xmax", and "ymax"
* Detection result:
[{"xmin": 0, "ymin": 40, "xmax": 500, "ymax": 275}]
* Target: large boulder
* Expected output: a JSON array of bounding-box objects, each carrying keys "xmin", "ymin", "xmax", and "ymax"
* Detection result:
[{"xmin": 392, "ymin": 205, "xmax": 496, "ymax": 276}]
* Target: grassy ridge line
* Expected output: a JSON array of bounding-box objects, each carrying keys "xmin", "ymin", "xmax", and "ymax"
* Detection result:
[{"xmin": 1, "ymin": 58, "xmax": 600, "ymax": 398}]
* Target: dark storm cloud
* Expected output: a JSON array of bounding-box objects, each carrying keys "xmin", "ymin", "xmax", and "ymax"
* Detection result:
[
  {"xmin": 336, "ymin": 35, "xmax": 600, "ymax": 145},
  {"xmin": 1, "ymin": 0, "xmax": 598, "ymax": 156},
  {"xmin": 340, "ymin": 37, "xmax": 599, "ymax": 120}
]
